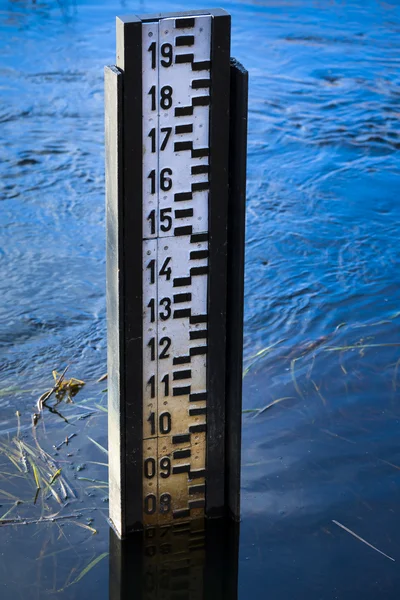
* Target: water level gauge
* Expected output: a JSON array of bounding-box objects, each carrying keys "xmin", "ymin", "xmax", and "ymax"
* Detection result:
[{"xmin": 105, "ymin": 9, "xmax": 248, "ymax": 537}]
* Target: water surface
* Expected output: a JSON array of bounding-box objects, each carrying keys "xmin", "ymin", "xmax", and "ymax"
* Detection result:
[{"xmin": 1, "ymin": 0, "xmax": 400, "ymax": 597}]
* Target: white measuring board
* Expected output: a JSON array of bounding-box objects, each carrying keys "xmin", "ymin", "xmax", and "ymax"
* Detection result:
[{"xmin": 141, "ymin": 16, "xmax": 212, "ymax": 526}]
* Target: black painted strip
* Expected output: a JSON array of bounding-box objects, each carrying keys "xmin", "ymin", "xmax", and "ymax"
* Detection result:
[
  {"xmin": 189, "ymin": 529, "xmax": 205, "ymax": 538},
  {"xmin": 173, "ymin": 308, "xmax": 191, "ymax": 319},
  {"xmin": 190, "ymin": 329, "xmax": 208, "ymax": 340},
  {"xmin": 174, "ymin": 141, "xmax": 193, "ymax": 152},
  {"xmin": 173, "ymin": 449, "xmax": 191, "ymax": 459},
  {"xmin": 189, "ymin": 541, "xmax": 205, "ymax": 552},
  {"xmin": 174, "ymin": 192, "xmax": 192, "ymax": 202},
  {"xmin": 173, "ymin": 522, "xmax": 191, "ymax": 532},
  {"xmin": 173, "ymin": 369, "xmax": 191, "ymax": 380},
  {"xmin": 172, "ymin": 433, "xmax": 191, "ymax": 445},
  {"xmin": 172, "ymin": 464, "xmax": 191, "ymax": 474},
  {"xmin": 175, "ymin": 106, "xmax": 194, "ymax": 117},
  {"xmin": 175, "ymin": 53, "xmax": 194, "ymax": 64},
  {"xmin": 189, "ymin": 424, "xmax": 207, "ymax": 434},
  {"xmin": 206, "ymin": 10, "xmax": 231, "ymax": 519},
  {"xmin": 189, "ymin": 407, "xmax": 207, "ymax": 416},
  {"xmin": 170, "ymin": 581, "xmax": 190, "ymax": 592},
  {"xmin": 174, "ymin": 225, "xmax": 193, "ymax": 236},
  {"xmin": 225, "ymin": 58, "xmax": 248, "ymax": 521},
  {"xmin": 190, "ymin": 468, "xmax": 206, "ymax": 478},
  {"xmin": 192, "ymin": 181, "xmax": 209, "ymax": 192},
  {"xmin": 173, "ymin": 292, "xmax": 192, "ymax": 303},
  {"xmin": 175, "ymin": 17, "xmax": 195, "ymax": 28},
  {"xmin": 192, "ymin": 60, "xmax": 211, "ymax": 71},
  {"xmin": 191, "ymin": 148, "xmax": 210, "ymax": 158},
  {"xmin": 189, "ymin": 499, "xmax": 205, "ymax": 509},
  {"xmin": 173, "ymin": 276, "xmax": 191, "ymax": 287},
  {"xmin": 173, "ymin": 386, "xmax": 191, "ymax": 396},
  {"xmin": 192, "ymin": 96, "xmax": 210, "ymax": 107},
  {"xmin": 175, "ymin": 208, "xmax": 193, "ymax": 219},
  {"xmin": 189, "ymin": 314, "xmax": 207, "ymax": 325},
  {"xmin": 189, "ymin": 391, "xmax": 208, "ymax": 402},
  {"xmin": 190, "ymin": 250, "xmax": 208, "ymax": 260},
  {"xmin": 191, "ymin": 164, "xmax": 209, "ymax": 175},
  {"xmin": 190, "ymin": 266, "xmax": 208, "ymax": 277},
  {"xmin": 189, "ymin": 484, "xmax": 206, "ymax": 495},
  {"xmin": 174, "ymin": 520, "xmax": 192, "ymax": 529},
  {"xmin": 192, "ymin": 79, "xmax": 211, "ymax": 89},
  {"xmin": 173, "ymin": 508, "xmax": 191, "ymax": 519},
  {"xmin": 171, "ymin": 567, "xmax": 191, "ymax": 578},
  {"xmin": 175, "ymin": 124, "xmax": 193, "ymax": 135},
  {"xmin": 176, "ymin": 35, "xmax": 195, "ymax": 47},
  {"xmin": 190, "ymin": 346, "xmax": 207, "ymax": 356},
  {"xmin": 190, "ymin": 232, "xmax": 208, "ymax": 243},
  {"xmin": 173, "ymin": 356, "xmax": 191, "ymax": 366}
]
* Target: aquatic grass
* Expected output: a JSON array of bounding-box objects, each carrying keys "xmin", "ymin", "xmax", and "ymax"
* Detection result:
[
  {"xmin": 77, "ymin": 477, "xmax": 108, "ymax": 484},
  {"xmin": 0, "ymin": 512, "xmax": 86, "ymax": 527},
  {"xmin": 392, "ymin": 358, "xmax": 400, "ymax": 390},
  {"xmin": 0, "ymin": 378, "xmax": 108, "ymax": 521},
  {"xmin": 290, "ymin": 358, "xmax": 304, "ymax": 400},
  {"xmin": 310, "ymin": 379, "xmax": 327, "ymax": 407},
  {"xmin": 242, "ymin": 320, "xmax": 400, "ymax": 421},
  {"xmin": 324, "ymin": 342, "xmax": 400, "ymax": 352},
  {"xmin": 16, "ymin": 410, "xmax": 21, "ymax": 439},
  {"xmin": 332, "ymin": 520, "xmax": 395, "ymax": 562},
  {"xmin": 252, "ymin": 397, "xmax": 297, "ymax": 418},
  {"xmin": 70, "ymin": 521, "xmax": 98, "ymax": 535},
  {"xmin": 243, "ymin": 338, "xmax": 286, "ymax": 377},
  {"xmin": 34, "ymin": 366, "xmax": 87, "ymax": 426},
  {"xmin": 0, "ymin": 387, "xmax": 38, "ymax": 398},
  {"xmin": 321, "ymin": 429, "xmax": 355, "ymax": 444},
  {"xmin": 53, "ymin": 433, "xmax": 77, "ymax": 451},
  {"xmin": 0, "ymin": 426, "xmax": 78, "ymax": 515},
  {"xmin": 48, "ymin": 469, "xmax": 61, "ymax": 485},
  {"xmin": 87, "ymin": 484, "xmax": 108, "ymax": 490},
  {"xmin": 3, "ymin": 451, "xmax": 24, "ymax": 473},
  {"xmin": 0, "ymin": 500, "xmax": 22, "ymax": 521},
  {"xmin": 87, "ymin": 436, "xmax": 108, "ymax": 456},
  {"xmin": 36, "ymin": 546, "xmax": 77, "ymax": 561},
  {"xmin": 0, "ymin": 488, "xmax": 22, "ymax": 502},
  {"xmin": 67, "ymin": 551, "xmax": 108, "ymax": 586},
  {"xmin": 27, "ymin": 457, "xmax": 41, "ymax": 501},
  {"xmin": 0, "ymin": 370, "xmax": 112, "ymax": 598}
]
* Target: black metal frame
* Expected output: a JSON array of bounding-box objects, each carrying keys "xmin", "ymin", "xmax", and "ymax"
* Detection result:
[
  {"xmin": 115, "ymin": 15, "xmax": 144, "ymax": 535},
  {"xmin": 226, "ymin": 58, "xmax": 248, "ymax": 521}
]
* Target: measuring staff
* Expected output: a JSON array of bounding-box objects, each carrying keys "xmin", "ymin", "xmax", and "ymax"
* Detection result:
[{"xmin": 105, "ymin": 9, "xmax": 247, "ymax": 538}]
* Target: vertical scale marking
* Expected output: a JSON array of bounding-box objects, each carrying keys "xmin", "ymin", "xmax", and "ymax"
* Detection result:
[
  {"xmin": 142, "ymin": 21, "xmax": 159, "ymax": 527},
  {"xmin": 142, "ymin": 16, "xmax": 211, "ymax": 525}
]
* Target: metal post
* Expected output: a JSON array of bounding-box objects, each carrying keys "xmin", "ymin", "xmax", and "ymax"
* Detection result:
[{"xmin": 105, "ymin": 9, "xmax": 248, "ymax": 538}]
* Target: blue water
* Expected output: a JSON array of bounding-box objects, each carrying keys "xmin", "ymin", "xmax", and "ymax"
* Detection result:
[{"xmin": 1, "ymin": 0, "xmax": 400, "ymax": 598}]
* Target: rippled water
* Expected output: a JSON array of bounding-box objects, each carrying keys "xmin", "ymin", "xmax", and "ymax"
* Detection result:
[{"xmin": 1, "ymin": 0, "xmax": 400, "ymax": 598}]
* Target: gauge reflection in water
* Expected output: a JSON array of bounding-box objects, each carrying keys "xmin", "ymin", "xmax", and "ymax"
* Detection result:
[{"xmin": 109, "ymin": 518, "xmax": 239, "ymax": 600}]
